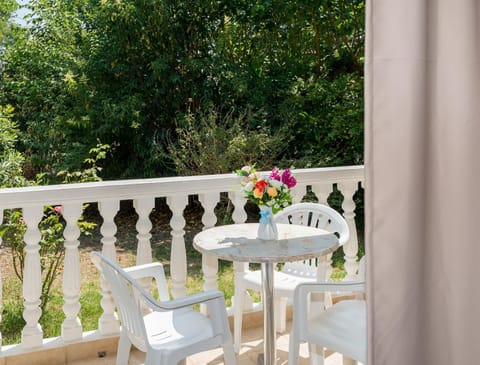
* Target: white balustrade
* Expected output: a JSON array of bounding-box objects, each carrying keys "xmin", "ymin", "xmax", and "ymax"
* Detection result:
[
  {"xmin": 311, "ymin": 182, "xmax": 336, "ymax": 282},
  {"xmin": 61, "ymin": 203, "xmax": 83, "ymax": 342},
  {"xmin": 98, "ymin": 199, "xmax": 120, "ymax": 335},
  {"xmin": 199, "ymin": 192, "xmax": 220, "ymax": 293},
  {"xmin": 228, "ymin": 190, "xmax": 248, "ymax": 224},
  {"xmin": 338, "ymin": 181, "xmax": 361, "ymax": 280},
  {"xmin": 21, "ymin": 205, "xmax": 44, "ymax": 349},
  {"xmin": 0, "ymin": 166, "xmax": 364, "ymax": 357},
  {"xmin": 199, "ymin": 192, "xmax": 220, "ymax": 314},
  {"xmin": 134, "ymin": 197, "xmax": 154, "ymax": 266},
  {"xmin": 167, "ymin": 194, "xmax": 188, "ymax": 299},
  {"xmin": 229, "ymin": 190, "xmax": 253, "ymax": 311},
  {"xmin": 293, "ymin": 183, "xmax": 308, "ymax": 203}
]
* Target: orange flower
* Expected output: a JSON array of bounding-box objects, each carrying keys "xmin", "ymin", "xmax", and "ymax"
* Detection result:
[
  {"xmin": 267, "ymin": 187, "xmax": 278, "ymax": 197},
  {"xmin": 253, "ymin": 188, "xmax": 264, "ymax": 199}
]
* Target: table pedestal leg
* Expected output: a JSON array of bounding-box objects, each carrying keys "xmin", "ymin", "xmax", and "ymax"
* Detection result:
[{"xmin": 260, "ymin": 262, "xmax": 276, "ymax": 365}]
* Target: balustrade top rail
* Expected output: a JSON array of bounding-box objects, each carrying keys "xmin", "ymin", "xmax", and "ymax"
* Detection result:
[{"xmin": 0, "ymin": 166, "xmax": 364, "ymax": 209}]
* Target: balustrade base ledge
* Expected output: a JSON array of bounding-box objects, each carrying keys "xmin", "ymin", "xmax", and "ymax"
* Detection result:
[{"xmin": 0, "ymin": 331, "xmax": 119, "ymax": 364}]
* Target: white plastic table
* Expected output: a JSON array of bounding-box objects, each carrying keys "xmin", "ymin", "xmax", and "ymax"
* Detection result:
[{"xmin": 193, "ymin": 223, "xmax": 339, "ymax": 365}]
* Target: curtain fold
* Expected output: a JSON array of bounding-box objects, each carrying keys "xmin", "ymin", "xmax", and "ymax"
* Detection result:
[{"xmin": 365, "ymin": 1, "xmax": 480, "ymax": 364}]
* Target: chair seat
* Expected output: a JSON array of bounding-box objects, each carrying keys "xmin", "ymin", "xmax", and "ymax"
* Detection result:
[
  {"xmin": 242, "ymin": 270, "xmax": 317, "ymax": 298},
  {"xmin": 146, "ymin": 308, "xmax": 215, "ymax": 350},
  {"xmin": 307, "ymin": 300, "xmax": 366, "ymax": 363}
]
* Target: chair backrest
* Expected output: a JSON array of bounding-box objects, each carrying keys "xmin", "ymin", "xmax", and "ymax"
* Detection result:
[
  {"xmin": 91, "ymin": 253, "xmax": 150, "ymax": 350},
  {"xmin": 275, "ymin": 203, "xmax": 350, "ymax": 277},
  {"xmin": 275, "ymin": 202, "xmax": 350, "ymax": 246}
]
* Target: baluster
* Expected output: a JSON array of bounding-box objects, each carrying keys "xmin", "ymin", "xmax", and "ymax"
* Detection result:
[
  {"xmin": 21, "ymin": 205, "xmax": 44, "ymax": 348},
  {"xmin": 311, "ymin": 183, "xmax": 335, "ymax": 282},
  {"xmin": 228, "ymin": 191, "xmax": 247, "ymax": 224},
  {"xmin": 292, "ymin": 183, "xmax": 307, "ymax": 203},
  {"xmin": 311, "ymin": 182, "xmax": 332, "ymax": 205},
  {"xmin": 199, "ymin": 193, "xmax": 219, "ymax": 292},
  {"xmin": 61, "ymin": 203, "xmax": 83, "ymax": 341},
  {"xmin": 98, "ymin": 200, "xmax": 120, "ymax": 335},
  {"xmin": 167, "ymin": 195, "xmax": 188, "ymax": 298},
  {"xmin": 198, "ymin": 193, "xmax": 220, "ymax": 314},
  {"xmin": 338, "ymin": 181, "xmax": 360, "ymax": 280},
  {"xmin": 228, "ymin": 191, "xmax": 252, "ymax": 311},
  {"xmin": 134, "ymin": 198, "xmax": 154, "ymax": 266}
]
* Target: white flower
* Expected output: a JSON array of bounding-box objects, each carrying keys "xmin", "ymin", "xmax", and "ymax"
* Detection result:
[
  {"xmin": 242, "ymin": 166, "xmax": 251, "ymax": 174},
  {"xmin": 269, "ymin": 179, "xmax": 283, "ymax": 189},
  {"xmin": 243, "ymin": 181, "xmax": 254, "ymax": 192}
]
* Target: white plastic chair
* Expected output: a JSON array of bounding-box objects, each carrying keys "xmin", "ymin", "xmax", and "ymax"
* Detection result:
[
  {"xmin": 288, "ymin": 279, "xmax": 366, "ymax": 365},
  {"xmin": 233, "ymin": 203, "xmax": 350, "ymax": 353},
  {"xmin": 91, "ymin": 252, "xmax": 236, "ymax": 365}
]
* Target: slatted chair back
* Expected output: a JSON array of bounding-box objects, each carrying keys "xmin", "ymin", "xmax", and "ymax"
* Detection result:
[{"xmin": 275, "ymin": 202, "xmax": 350, "ymax": 278}]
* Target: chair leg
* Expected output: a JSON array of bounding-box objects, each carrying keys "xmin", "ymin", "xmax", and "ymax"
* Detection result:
[
  {"xmin": 308, "ymin": 344, "xmax": 325, "ymax": 365},
  {"xmin": 274, "ymin": 296, "xmax": 288, "ymax": 333},
  {"xmin": 115, "ymin": 332, "xmax": 132, "ymax": 365},
  {"xmin": 223, "ymin": 341, "xmax": 237, "ymax": 365},
  {"xmin": 233, "ymin": 289, "xmax": 245, "ymax": 353},
  {"xmin": 287, "ymin": 333, "xmax": 300, "ymax": 365}
]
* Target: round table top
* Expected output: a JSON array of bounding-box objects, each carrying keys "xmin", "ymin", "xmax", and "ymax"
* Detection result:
[{"xmin": 193, "ymin": 223, "xmax": 339, "ymax": 263}]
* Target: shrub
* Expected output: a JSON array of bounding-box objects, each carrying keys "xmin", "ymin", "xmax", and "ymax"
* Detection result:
[{"xmin": 168, "ymin": 108, "xmax": 287, "ymax": 176}]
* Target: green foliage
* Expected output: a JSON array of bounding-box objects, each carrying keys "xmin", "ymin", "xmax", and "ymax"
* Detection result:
[
  {"xmin": 0, "ymin": 300, "xmax": 24, "ymax": 345},
  {"xmin": 37, "ymin": 143, "xmax": 110, "ymax": 185},
  {"xmin": 281, "ymin": 73, "xmax": 364, "ymax": 167},
  {"xmin": 1, "ymin": 0, "xmax": 365, "ymax": 179},
  {"xmin": 0, "ymin": 105, "xmax": 28, "ymax": 187},
  {"xmin": 1, "ymin": 0, "xmax": 93, "ymax": 175},
  {"xmin": 0, "ymin": 0, "xmax": 16, "ymax": 41},
  {"xmin": 168, "ymin": 108, "xmax": 286, "ymax": 175}
]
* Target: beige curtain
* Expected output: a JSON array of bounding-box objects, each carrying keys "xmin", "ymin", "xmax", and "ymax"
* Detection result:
[{"xmin": 365, "ymin": 1, "xmax": 480, "ymax": 364}]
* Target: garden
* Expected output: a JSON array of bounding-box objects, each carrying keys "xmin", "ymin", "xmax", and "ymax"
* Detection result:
[{"xmin": 0, "ymin": 0, "xmax": 365, "ymax": 346}]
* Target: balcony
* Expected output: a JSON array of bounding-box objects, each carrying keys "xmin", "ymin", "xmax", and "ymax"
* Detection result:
[{"xmin": 0, "ymin": 166, "xmax": 364, "ymax": 364}]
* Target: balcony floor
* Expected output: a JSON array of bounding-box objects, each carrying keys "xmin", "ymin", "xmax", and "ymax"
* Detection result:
[{"xmin": 69, "ymin": 321, "xmax": 345, "ymax": 365}]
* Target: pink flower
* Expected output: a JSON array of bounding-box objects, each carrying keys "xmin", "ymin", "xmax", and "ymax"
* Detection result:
[
  {"xmin": 54, "ymin": 206, "xmax": 63, "ymax": 213},
  {"xmin": 269, "ymin": 167, "xmax": 281, "ymax": 181},
  {"xmin": 281, "ymin": 168, "xmax": 297, "ymax": 188}
]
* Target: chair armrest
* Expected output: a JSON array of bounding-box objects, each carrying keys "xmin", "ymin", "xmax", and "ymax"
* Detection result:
[
  {"xmin": 124, "ymin": 262, "xmax": 170, "ymax": 301},
  {"xmin": 295, "ymin": 280, "xmax": 366, "ymax": 297},
  {"xmin": 141, "ymin": 289, "xmax": 230, "ymax": 337},
  {"xmin": 90, "ymin": 252, "xmax": 228, "ymax": 325},
  {"xmin": 293, "ymin": 281, "xmax": 366, "ymax": 332},
  {"xmin": 124, "ymin": 262, "xmax": 165, "ymax": 279},
  {"xmin": 144, "ymin": 290, "xmax": 225, "ymax": 311},
  {"xmin": 124, "ymin": 263, "xmax": 226, "ymax": 310}
]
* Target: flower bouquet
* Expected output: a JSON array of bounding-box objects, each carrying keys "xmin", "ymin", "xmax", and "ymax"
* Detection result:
[{"xmin": 236, "ymin": 165, "xmax": 297, "ymax": 240}]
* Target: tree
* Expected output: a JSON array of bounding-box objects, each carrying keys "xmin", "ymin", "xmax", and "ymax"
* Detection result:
[
  {"xmin": 0, "ymin": 0, "xmax": 16, "ymax": 42},
  {"xmin": 1, "ymin": 0, "xmax": 365, "ymax": 179}
]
